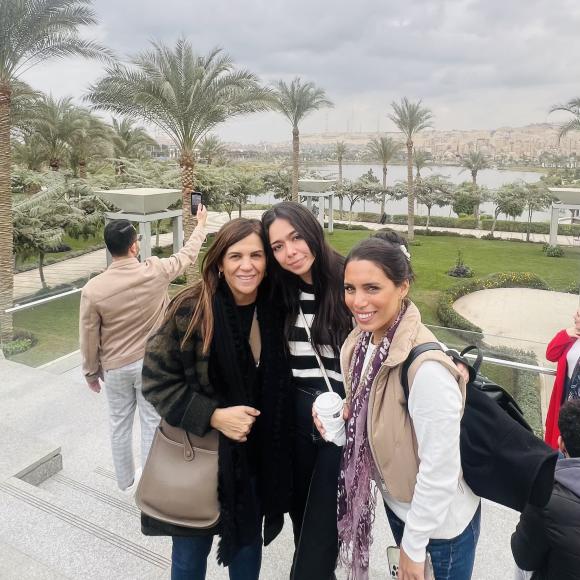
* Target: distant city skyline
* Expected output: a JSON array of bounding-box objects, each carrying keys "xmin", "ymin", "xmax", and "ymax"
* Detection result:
[{"xmin": 22, "ymin": 0, "xmax": 580, "ymax": 144}]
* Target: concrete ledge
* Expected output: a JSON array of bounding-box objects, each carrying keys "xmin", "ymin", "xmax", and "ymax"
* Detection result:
[{"xmin": 0, "ymin": 424, "xmax": 62, "ymax": 484}]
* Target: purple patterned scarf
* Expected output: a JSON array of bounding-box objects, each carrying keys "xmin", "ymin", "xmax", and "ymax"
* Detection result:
[{"xmin": 337, "ymin": 305, "xmax": 406, "ymax": 579}]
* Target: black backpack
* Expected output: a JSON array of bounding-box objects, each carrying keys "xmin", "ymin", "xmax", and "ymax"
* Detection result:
[
  {"xmin": 401, "ymin": 342, "xmax": 557, "ymax": 511},
  {"xmin": 401, "ymin": 342, "xmax": 532, "ymax": 433}
]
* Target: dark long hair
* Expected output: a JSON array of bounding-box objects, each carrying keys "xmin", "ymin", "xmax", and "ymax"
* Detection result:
[
  {"xmin": 168, "ymin": 218, "xmax": 265, "ymax": 353},
  {"xmin": 262, "ymin": 202, "xmax": 351, "ymax": 356}
]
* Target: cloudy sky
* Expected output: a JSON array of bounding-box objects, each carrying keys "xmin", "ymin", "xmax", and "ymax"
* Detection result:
[{"xmin": 22, "ymin": 0, "xmax": 580, "ymax": 143}]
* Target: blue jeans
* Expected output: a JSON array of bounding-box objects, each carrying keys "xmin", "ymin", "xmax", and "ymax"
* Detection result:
[
  {"xmin": 385, "ymin": 503, "xmax": 481, "ymax": 580},
  {"xmin": 171, "ymin": 534, "xmax": 262, "ymax": 580}
]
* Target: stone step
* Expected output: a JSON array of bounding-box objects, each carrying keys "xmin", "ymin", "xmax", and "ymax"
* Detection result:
[
  {"xmin": 0, "ymin": 477, "xmax": 169, "ymax": 580},
  {"xmin": 38, "ymin": 467, "xmax": 170, "ymax": 558}
]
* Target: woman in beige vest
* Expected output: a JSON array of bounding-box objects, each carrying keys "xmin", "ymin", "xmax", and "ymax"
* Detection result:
[{"xmin": 332, "ymin": 231, "xmax": 481, "ymax": 580}]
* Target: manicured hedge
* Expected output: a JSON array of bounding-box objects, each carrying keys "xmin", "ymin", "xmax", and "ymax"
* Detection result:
[{"xmin": 383, "ymin": 214, "xmax": 580, "ymax": 236}]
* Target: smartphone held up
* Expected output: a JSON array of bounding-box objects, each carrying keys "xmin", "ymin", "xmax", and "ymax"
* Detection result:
[{"xmin": 190, "ymin": 191, "xmax": 203, "ymax": 216}]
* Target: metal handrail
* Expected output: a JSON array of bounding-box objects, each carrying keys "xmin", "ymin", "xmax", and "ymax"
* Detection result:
[
  {"xmin": 462, "ymin": 353, "xmax": 556, "ymax": 376},
  {"xmin": 5, "ymin": 288, "xmax": 81, "ymax": 313}
]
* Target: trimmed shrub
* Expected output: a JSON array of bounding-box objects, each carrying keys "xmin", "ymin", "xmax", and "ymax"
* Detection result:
[
  {"xmin": 543, "ymin": 244, "xmax": 564, "ymax": 258},
  {"xmin": 324, "ymin": 222, "xmax": 370, "ymax": 231},
  {"xmin": 447, "ymin": 250, "xmax": 473, "ymax": 278},
  {"xmin": 3, "ymin": 329, "xmax": 38, "ymax": 357}
]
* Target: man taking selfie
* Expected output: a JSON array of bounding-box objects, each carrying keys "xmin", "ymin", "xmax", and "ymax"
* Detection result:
[{"xmin": 80, "ymin": 204, "xmax": 208, "ymax": 491}]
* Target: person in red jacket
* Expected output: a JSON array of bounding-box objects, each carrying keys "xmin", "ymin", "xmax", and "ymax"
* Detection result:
[{"xmin": 545, "ymin": 309, "xmax": 580, "ymax": 448}]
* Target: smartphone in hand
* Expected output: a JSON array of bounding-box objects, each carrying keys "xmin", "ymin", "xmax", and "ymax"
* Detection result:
[{"xmin": 190, "ymin": 191, "xmax": 203, "ymax": 215}]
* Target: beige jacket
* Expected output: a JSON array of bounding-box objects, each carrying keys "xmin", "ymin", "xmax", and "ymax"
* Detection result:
[
  {"xmin": 340, "ymin": 301, "xmax": 466, "ymax": 502},
  {"xmin": 80, "ymin": 225, "xmax": 206, "ymax": 381}
]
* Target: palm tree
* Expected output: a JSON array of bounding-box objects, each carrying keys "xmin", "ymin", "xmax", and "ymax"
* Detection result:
[
  {"xmin": 69, "ymin": 111, "xmax": 113, "ymax": 178},
  {"xmin": 272, "ymin": 78, "xmax": 333, "ymax": 201},
  {"xmin": 335, "ymin": 141, "xmax": 347, "ymax": 217},
  {"xmin": 413, "ymin": 149, "xmax": 431, "ymax": 179},
  {"xmin": 366, "ymin": 136, "xmax": 401, "ymax": 215},
  {"xmin": 0, "ymin": 0, "xmax": 109, "ymax": 340},
  {"xmin": 87, "ymin": 39, "xmax": 272, "ymax": 248},
  {"xmin": 33, "ymin": 96, "xmax": 80, "ymax": 171},
  {"xmin": 111, "ymin": 118, "xmax": 155, "ymax": 174},
  {"xmin": 550, "ymin": 98, "xmax": 580, "ymax": 141},
  {"xmin": 461, "ymin": 151, "xmax": 490, "ymax": 227},
  {"xmin": 13, "ymin": 134, "xmax": 47, "ymax": 171},
  {"xmin": 198, "ymin": 134, "xmax": 227, "ymax": 165},
  {"xmin": 389, "ymin": 98, "xmax": 433, "ymax": 240}
]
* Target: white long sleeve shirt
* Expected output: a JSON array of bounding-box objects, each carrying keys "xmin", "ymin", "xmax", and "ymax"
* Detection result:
[{"xmin": 377, "ymin": 361, "xmax": 480, "ymax": 563}]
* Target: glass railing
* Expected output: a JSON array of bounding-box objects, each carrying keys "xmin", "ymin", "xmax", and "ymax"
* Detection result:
[{"xmin": 2, "ymin": 289, "xmax": 557, "ymax": 440}]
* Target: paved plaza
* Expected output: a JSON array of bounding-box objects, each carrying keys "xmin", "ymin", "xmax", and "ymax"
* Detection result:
[{"xmin": 0, "ymin": 354, "xmax": 521, "ymax": 579}]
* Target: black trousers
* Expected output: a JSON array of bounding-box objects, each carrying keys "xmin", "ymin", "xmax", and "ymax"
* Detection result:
[{"xmin": 289, "ymin": 388, "xmax": 341, "ymax": 580}]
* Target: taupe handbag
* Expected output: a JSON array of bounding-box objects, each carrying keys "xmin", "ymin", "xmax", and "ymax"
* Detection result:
[{"xmin": 135, "ymin": 420, "xmax": 220, "ymax": 529}]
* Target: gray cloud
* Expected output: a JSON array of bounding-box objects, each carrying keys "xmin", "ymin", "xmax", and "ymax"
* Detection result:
[{"xmin": 21, "ymin": 0, "xmax": 580, "ymax": 142}]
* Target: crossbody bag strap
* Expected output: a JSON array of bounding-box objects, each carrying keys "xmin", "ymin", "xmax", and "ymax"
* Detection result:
[
  {"xmin": 299, "ymin": 305, "xmax": 334, "ymax": 393},
  {"xmin": 401, "ymin": 342, "xmax": 443, "ymax": 401}
]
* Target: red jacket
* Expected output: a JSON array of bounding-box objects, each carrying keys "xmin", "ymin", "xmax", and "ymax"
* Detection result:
[{"xmin": 545, "ymin": 330, "xmax": 578, "ymax": 448}]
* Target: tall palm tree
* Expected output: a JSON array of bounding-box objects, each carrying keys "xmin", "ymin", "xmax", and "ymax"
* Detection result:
[
  {"xmin": 461, "ymin": 150, "xmax": 490, "ymax": 227},
  {"xmin": 335, "ymin": 141, "xmax": 347, "ymax": 217},
  {"xmin": 272, "ymin": 78, "xmax": 333, "ymax": 201},
  {"xmin": 366, "ymin": 136, "xmax": 402, "ymax": 215},
  {"xmin": 198, "ymin": 134, "xmax": 227, "ymax": 165},
  {"xmin": 0, "ymin": 0, "xmax": 109, "ymax": 340},
  {"xmin": 550, "ymin": 98, "xmax": 580, "ymax": 141},
  {"xmin": 88, "ymin": 39, "xmax": 272, "ymax": 246},
  {"xmin": 389, "ymin": 98, "xmax": 433, "ymax": 240}
]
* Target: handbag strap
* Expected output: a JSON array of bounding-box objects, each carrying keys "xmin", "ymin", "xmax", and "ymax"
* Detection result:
[{"xmin": 299, "ymin": 305, "xmax": 334, "ymax": 393}]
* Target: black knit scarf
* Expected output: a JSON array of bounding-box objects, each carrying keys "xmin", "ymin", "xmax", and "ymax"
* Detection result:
[{"xmin": 211, "ymin": 282, "xmax": 261, "ymax": 565}]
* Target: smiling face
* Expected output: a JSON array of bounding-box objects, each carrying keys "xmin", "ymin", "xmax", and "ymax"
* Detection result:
[
  {"xmin": 267, "ymin": 218, "xmax": 315, "ymax": 284},
  {"xmin": 344, "ymin": 259, "xmax": 409, "ymax": 343},
  {"xmin": 219, "ymin": 233, "xmax": 266, "ymax": 305}
]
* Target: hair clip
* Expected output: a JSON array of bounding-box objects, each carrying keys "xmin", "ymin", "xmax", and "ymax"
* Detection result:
[{"xmin": 400, "ymin": 244, "xmax": 411, "ymax": 261}]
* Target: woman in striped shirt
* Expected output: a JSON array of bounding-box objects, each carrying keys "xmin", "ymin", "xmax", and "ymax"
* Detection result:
[{"xmin": 262, "ymin": 202, "xmax": 352, "ymax": 580}]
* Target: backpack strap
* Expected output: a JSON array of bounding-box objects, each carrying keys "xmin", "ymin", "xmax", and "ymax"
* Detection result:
[{"xmin": 401, "ymin": 342, "xmax": 443, "ymax": 401}]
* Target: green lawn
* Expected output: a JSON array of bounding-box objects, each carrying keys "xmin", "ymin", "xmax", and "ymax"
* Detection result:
[
  {"xmin": 327, "ymin": 231, "xmax": 580, "ymax": 324},
  {"xmin": 9, "ymin": 232, "xmax": 580, "ymax": 367},
  {"xmin": 11, "ymin": 293, "xmax": 81, "ymax": 367}
]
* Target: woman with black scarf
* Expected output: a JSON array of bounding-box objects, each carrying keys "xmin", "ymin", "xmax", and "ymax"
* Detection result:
[{"xmin": 141, "ymin": 218, "xmax": 292, "ymax": 580}]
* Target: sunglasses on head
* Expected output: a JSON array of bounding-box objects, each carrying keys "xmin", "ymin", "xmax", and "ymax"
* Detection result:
[{"xmin": 119, "ymin": 224, "xmax": 142, "ymax": 242}]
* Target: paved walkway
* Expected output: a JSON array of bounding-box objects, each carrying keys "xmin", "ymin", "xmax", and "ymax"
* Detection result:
[
  {"xmin": 13, "ymin": 211, "xmax": 578, "ymax": 301},
  {"xmin": 453, "ymin": 288, "xmax": 576, "ymax": 421}
]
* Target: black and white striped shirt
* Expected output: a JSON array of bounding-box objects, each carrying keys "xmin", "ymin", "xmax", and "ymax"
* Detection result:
[{"xmin": 288, "ymin": 282, "xmax": 345, "ymax": 397}]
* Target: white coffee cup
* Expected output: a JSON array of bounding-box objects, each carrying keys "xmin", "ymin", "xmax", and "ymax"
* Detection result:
[{"xmin": 314, "ymin": 391, "xmax": 346, "ymax": 447}]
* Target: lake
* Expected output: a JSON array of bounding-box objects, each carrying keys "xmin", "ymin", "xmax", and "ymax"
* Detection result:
[{"xmin": 257, "ymin": 164, "xmax": 547, "ymax": 220}]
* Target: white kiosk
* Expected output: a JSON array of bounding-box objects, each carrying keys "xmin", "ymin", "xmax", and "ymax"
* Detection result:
[
  {"xmin": 548, "ymin": 188, "xmax": 580, "ymax": 245},
  {"xmin": 298, "ymin": 179, "xmax": 337, "ymax": 233},
  {"xmin": 96, "ymin": 188, "xmax": 183, "ymax": 265}
]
